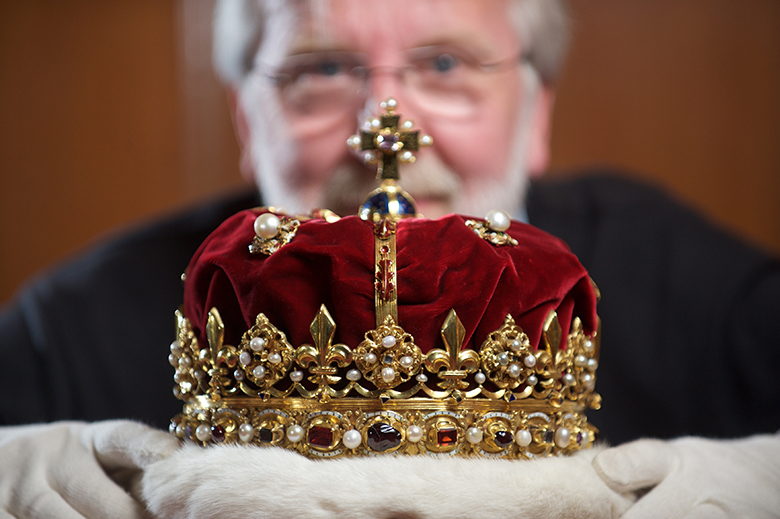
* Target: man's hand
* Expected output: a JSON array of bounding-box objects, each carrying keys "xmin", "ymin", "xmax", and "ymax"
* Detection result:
[
  {"xmin": 0, "ymin": 421, "xmax": 180, "ymax": 519},
  {"xmin": 142, "ymin": 444, "xmax": 634, "ymax": 519},
  {"xmin": 593, "ymin": 435, "xmax": 780, "ymax": 519}
]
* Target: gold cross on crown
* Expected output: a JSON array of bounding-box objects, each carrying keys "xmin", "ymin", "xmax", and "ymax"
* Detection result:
[{"xmin": 349, "ymin": 98, "xmax": 433, "ymax": 222}]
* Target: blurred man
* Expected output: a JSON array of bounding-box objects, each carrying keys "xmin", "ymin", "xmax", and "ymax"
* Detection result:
[{"xmin": 1, "ymin": 1, "xmax": 779, "ymax": 517}]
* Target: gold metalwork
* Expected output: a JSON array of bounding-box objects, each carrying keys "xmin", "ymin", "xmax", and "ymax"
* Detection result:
[
  {"xmin": 360, "ymin": 105, "xmax": 420, "ymax": 181},
  {"xmin": 425, "ymin": 310, "xmax": 480, "ymax": 394},
  {"xmin": 170, "ymin": 305, "xmax": 601, "ymax": 459},
  {"xmin": 249, "ymin": 215, "xmax": 300, "ymax": 255},
  {"xmin": 296, "ymin": 306, "xmax": 352, "ymax": 390},
  {"xmin": 373, "ymin": 218, "xmax": 398, "ymax": 325},
  {"xmin": 464, "ymin": 219, "xmax": 519, "ymax": 247}
]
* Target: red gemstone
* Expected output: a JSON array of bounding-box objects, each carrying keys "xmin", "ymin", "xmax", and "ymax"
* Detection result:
[
  {"xmin": 308, "ymin": 426, "xmax": 333, "ymax": 448},
  {"xmin": 437, "ymin": 428, "xmax": 457, "ymax": 446},
  {"xmin": 366, "ymin": 423, "xmax": 402, "ymax": 452},
  {"xmin": 494, "ymin": 430, "xmax": 513, "ymax": 448},
  {"xmin": 211, "ymin": 425, "xmax": 226, "ymax": 443}
]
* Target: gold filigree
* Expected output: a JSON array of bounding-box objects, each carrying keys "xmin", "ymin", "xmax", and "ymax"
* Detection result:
[
  {"xmin": 465, "ymin": 219, "xmax": 518, "ymax": 247},
  {"xmin": 249, "ymin": 215, "xmax": 300, "ymax": 255},
  {"xmin": 355, "ymin": 315, "xmax": 422, "ymax": 390},
  {"xmin": 236, "ymin": 313, "xmax": 295, "ymax": 394},
  {"xmin": 479, "ymin": 315, "xmax": 534, "ymax": 390},
  {"xmin": 171, "ymin": 305, "xmax": 602, "ymax": 459}
]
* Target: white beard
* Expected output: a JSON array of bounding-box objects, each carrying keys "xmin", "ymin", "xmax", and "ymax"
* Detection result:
[{"xmin": 140, "ymin": 444, "xmax": 635, "ymax": 519}]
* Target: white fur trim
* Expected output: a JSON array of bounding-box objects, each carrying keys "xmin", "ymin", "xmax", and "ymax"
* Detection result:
[{"xmin": 141, "ymin": 444, "xmax": 634, "ymax": 518}]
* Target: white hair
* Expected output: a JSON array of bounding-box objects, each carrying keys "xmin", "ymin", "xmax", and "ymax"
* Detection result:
[{"xmin": 212, "ymin": 0, "xmax": 570, "ymax": 86}]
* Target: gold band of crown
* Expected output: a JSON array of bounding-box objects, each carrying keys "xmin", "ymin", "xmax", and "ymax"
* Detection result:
[{"xmin": 169, "ymin": 304, "xmax": 601, "ymax": 459}]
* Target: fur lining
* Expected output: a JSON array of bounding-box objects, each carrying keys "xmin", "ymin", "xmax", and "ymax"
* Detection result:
[{"xmin": 141, "ymin": 444, "xmax": 634, "ymax": 518}]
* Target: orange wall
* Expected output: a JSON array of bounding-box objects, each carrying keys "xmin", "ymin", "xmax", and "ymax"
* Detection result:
[{"xmin": 2, "ymin": 0, "xmax": 779, "ymax": 304}]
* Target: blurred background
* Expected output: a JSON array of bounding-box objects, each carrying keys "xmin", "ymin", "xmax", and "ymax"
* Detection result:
[{"xmin": 1, "ymin": 0, "xmax": 779, "ymax": 304}]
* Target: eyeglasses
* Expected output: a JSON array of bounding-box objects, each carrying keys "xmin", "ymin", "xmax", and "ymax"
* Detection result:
[{"xmin": 261, "ymin": 45, "xmax": 529, "ymax": 122}]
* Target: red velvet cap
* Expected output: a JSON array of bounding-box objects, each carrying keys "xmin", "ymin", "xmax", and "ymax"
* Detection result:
[{"xmin": 183, "ymin": 210, "xmax": 597, "ymax": 355}]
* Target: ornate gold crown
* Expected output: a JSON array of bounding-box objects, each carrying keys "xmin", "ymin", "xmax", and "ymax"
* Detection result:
[{"xmin": 167, "ymin": 99, "xmax": 602, "ymax": 459}]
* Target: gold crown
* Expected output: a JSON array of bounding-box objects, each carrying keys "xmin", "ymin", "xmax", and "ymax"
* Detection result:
[{"xmin": 167, "ymin": 99, "xmax": 602, "ymax": 459}]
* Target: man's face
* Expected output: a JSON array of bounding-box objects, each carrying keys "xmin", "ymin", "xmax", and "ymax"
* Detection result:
[{"xmin": 236, "ymin": 0, "xmax": 552, "ymax": 218}]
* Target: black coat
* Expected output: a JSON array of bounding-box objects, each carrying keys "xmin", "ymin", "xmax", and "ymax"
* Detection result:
[{"xmin": 3, "ymin": 172, "xmax": 778, "ymax": 445}]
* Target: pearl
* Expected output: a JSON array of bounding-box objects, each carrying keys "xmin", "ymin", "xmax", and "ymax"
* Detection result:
[
  {"xmin": 172, "ymin": 386, "xmax": 181, "ymax": 398},
  {"xmin": 401, "ymin": 119, "xmax": 413, "ymax": 130},
  {"xmin": 370, "ymin": 118, "xmax": 381, "ymax": 129},
  {"xmin": 562, "ymin": 373, "xmax": 575, "ymax": 386},
  {"xmin": 554, "ymin": 427, "xmax": 571, "ymax": 448},
  {"xmin": 238, "ymin": 423, "xmax": 254, "ymax": 443},
  {"xmin": 485, "ymin": 209, "xmax": 511, "ymax": 232},
  {"xmin": 466, "ymin": 427, "xmax": 483, "ymax": 444},
  {"xmin": 420, "ymin": 134, "xmax": 433, "ymax": 147},
  {"xmin": 178, "ymin": 356, "xmax": 192, "ymax": 369},
  {"xmin": 381, "ymin": 367, "xmax": 396, "ymax": 383},
  {"xmin": 254, "ymin": 213, "xmax": 281, "ymax": 239},
  {"xmin": 497, "ymin": 352, "xmax": 509, "ymax": 366},
  {"xmin": 347, "ymin": 134, "xmax": 361, "ymax": 149},
  {"xmin": 175, "ymin": 423, "xmax": 185, "ymax": 438},
  {"xmin": 407, "ymin": 425, "xmax": 424, "ymax": 443},
  {"xmin": 587, "ymin": 359, "xmax": 598, "ymax": 372},
  {"xmin": 365, "ymin": 353, "xmax": 377, "ymax": 364},
  {"xmin": 574, "ymin": 355, "xmax": 587, "ymax": 367},
  {"xmin": 510, "ymin": 339, "xmax": 522, "ymax": 352},
  {"xmin": 290, "ymin": 370, "xmax": 304, "ymax": 382},
  {"xmin": 168, "ymin": 353, "xmax": 178, "ymax": 366},
  {"xmin": 195, "ymin": 424, "xmax": 211, "ymax": 442},
  {"xmin": 399, "ymin": 150, "xmax": 415, "ymax": 163},
  {"xmin": 169, "ymin": 422, "xmax": 177, "ymax": 434},
  {"xmin": 343, "ymin": 429, "xmax": 362, "ymax": 449},
  {"xmin": 380, "ymin": 98, "xmax": 397, "ymax": 110},
  {"xmin": 346, "ymin": 369, "xmax": 362, "ymax": 381},
  {"xmin": 523, "ymin": 354, "xmax": 537, "ymax": 368},
  {"xmin": 268, "ymin": 352, "xmax": 282, "ymax": 364},
  {"xmin": 580, "ymin": 431, "xmax": 591, "ymax": 448},
  {"xmin": 399, "ymin": 356, "xmax": 413, "ymax": 368},
  {"xmin": 234, "ymin": 369, "xmax": 245, "ymax": 381},
  {"xmin": 515, "ymin": 429, "xmax": 532, "ymax": 447},
  {"xmin": 508, "ymin": 363, "xmax": 521, "ymax": 378},
  {"xmin": 363, "ymin": 151, "xmax": 377, "ymax": 165},
  {"xmin": 381, "ymin": 335, "xmax": 396, "ymax": 348},
  {"xmin": 584, "ymin": 339, "xmax": 594, "ymax": 352},
  {"xmin": 250, "ymin": 337, "xmax": 265, "ymax": 352},
  {"xmin": 581, "ymin": 373, "xmax": 593, "ymax": 386},
  {"xmin": 170, "ymin": 340, "xmax": 182, "ymax": 355},
  {"xmin": 253, "ymin": 365, "xmax": 266, "ymax": 379},
  {"xmin": 416, "ymin": 373, "xmax": 428, "ymax": 383},
  {"xmin": 526, "ymin": 374, "xmax": 538, "ymax": 386},
  {"xmin": 173, "ymin": 371, "xmax": 183, "ymax": 383},
  {"xmin": 475, "ymin": 372, "xmax": 487, "ymax": 384},
  {"xmin": 194, "ymin": 369, "xmax": 206, "ymax": 380},
  {"xmin": 239, "ymin": 351, "xmax": 252, "ymax": 365},
  {"xmin": 286, "ymin": 425, "xmax": 304, "ymax": 443}
]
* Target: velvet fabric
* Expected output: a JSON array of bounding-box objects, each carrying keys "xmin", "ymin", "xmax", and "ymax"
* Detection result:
[{"xmin": 184, "ymin": 210, "xmax": 597, "ymax": 354}]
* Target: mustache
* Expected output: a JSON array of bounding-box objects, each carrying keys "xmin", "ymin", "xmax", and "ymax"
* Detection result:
[{"xmin": 322, "ymin": 153, "xmax": 463, "ymax": 216}]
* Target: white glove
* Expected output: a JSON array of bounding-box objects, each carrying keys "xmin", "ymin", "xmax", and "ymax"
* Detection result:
[
  {"xmin": 592, "ymin": 435, "xmax": 780, "ymax": 519},
  {"xmin": 142, "ymin": 444, "xmax": 634, "ymax": 519},
  {"xmin": 0, "ymin": 420, "xmax": 180, "ymax": 519}
]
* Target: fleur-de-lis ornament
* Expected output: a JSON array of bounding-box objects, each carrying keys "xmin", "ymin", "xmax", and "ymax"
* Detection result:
[
  {"xmin": 295, "ymin": 305, "xmax": 352, "ymax": 393},
  {"xmin": 424, "ymin": 309, "xmax": 480, "ymax": 399}
]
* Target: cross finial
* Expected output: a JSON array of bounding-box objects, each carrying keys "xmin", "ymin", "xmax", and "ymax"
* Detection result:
[{"xmin": 349, "ymin": 98, "xmax": 433, "ymax": 221}]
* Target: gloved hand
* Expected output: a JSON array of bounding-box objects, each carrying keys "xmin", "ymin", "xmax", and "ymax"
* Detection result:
[
  {"xmin": 593, "ymin": 435, "xmax": 780, "ymax": 519},
  {"xmin": 142, "ymin": 444, "xmax": 634, "ymax": 519},
  {"xmin": 0, "ymin": 420, "xmax": 180, "ymax": 519}
]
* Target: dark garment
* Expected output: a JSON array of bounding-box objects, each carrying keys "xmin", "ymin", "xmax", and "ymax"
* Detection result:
[{"xmin": 2, "ymin": 173, "xmax": 778, "ymax": 445}]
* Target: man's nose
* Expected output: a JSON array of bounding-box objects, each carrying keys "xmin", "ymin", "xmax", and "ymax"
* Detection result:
[{"xmin": 363, "ymin": 67, "xmax": 420, "ymax": 124}]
